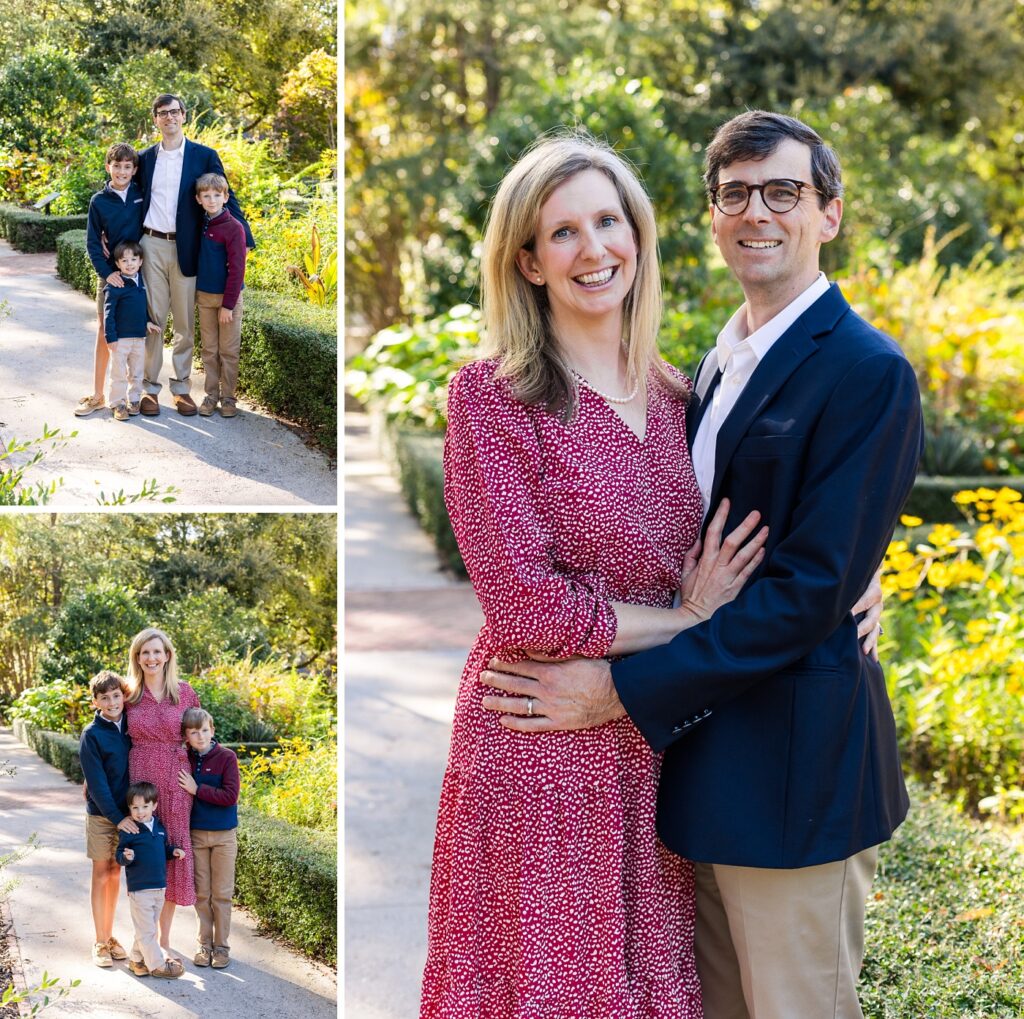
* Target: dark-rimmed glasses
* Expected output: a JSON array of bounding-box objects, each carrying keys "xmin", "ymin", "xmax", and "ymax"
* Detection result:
[
  {"xmin": 710, "ymin": 179, "xmax": 821, "ymax": 215},
  {"xmin": 155, "ymin": 107, "xmax": 184, "ymax": 118}
]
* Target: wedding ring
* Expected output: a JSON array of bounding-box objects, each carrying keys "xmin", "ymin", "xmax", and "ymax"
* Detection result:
[{"xmin": 526, "ymin": 697, "xmax": 535, "ymax": 717}]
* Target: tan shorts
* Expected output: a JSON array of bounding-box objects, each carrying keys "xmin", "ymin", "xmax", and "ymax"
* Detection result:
[
  {"xmin": 86, "ymin": 813, "xmax": 119, "ymax": 861},
  {"xmin": 96, "ymin": 276, "xmax": 106, "ymax": 317}
]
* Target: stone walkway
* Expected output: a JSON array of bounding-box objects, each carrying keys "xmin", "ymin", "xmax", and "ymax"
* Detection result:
[
  {"xmin": 0, "ymin": 240, "xmax": 336, "ymax": 507},
  {"xmin": 0, "ymin": 728, "xmax": 336, "ymax": 1018},
  {"xmin": 344, "ymin": 410, "xmax": 480, "ymax": 1018}
]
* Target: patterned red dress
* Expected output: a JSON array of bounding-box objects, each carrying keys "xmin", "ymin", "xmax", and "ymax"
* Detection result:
[
  {"xmin": 420, "ymin": 359, "xmax": 705, "ymax": 1018},
  {"xmin": 126, "ymin": 681, "xmax": 200, "ymax": 906}
]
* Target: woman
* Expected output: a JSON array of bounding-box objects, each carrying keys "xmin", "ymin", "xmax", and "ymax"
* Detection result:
[
  {"xmin": 419, "ymin": 132, "xmax": 781, "ymax": 1018},
  {"xmin": 124, "ymin": 627, "xmax": 199, "ymax": 953}
]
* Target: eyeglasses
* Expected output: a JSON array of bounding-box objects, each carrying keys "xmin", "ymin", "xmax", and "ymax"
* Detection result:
[
  {"xmin": 710, "ymin": 179, "xmax": 821, "ymax": 215},
  {"xmin": 155, "ymin": 108, "xmax": 184, "ymax": 118}
]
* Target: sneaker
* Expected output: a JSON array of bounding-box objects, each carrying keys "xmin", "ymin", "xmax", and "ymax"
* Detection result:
[
  {"xmin": 198, "ymin": 396, "xmax": 218, "ymax": 417},
  {"xmin": 127, "ymin": 401, "xmax": 142, "ymax": 416},
  {"xmin": 211, "ymin": 947, "xmax": 230, "ymax": 969},
  {"xmin": 128, "ymin": 957, "xmax": 149, "ymax": 977},
  {"xmin": 74, "ymin": 394, "xmax": 105, "ymax": 417},
  {"xmin": 194, "ymin": 944, "xmax": 213, "ymax": 967},
  {"xmin": 92, "ymin": 941, "xmax": 112, "ymax": 968},
  {"xmin": 219, "ymin": 400, "xmax": 237, "ymax": 419},
  {"xmin": 150, "ymin": 958, "xmax": 184, "ymax": 979},
  {"xmin": 112, "ymin": 403, "xmax": 129, "ymax": 422},
  {"xmin": 106, "ymin": 937, "xmax": 128, "ymax": 960}
]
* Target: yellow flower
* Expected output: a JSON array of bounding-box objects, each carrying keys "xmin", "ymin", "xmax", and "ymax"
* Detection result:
[
  {"xmin": 927, "ymin": 524, "xmax": 963, "ymax": 548},
  {"xmin": 953, "ymin": 490, "xmax": 978, "ymax": 505},
  {"xmin": 900, "ymin": 514, "xmax": 923, "ymax": 527},
  {"xmin": 965, "ymin": 619, "xmax": 990, "ymax": 644},
  {"xmin": 926, "ymin": 563, "xmax": 950, "ymax": 589}
]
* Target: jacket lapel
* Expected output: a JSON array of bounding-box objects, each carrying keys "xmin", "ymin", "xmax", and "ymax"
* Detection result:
[
  {"xmin": 176, "ymin": 139, "xmax": 193, "ymax": 210},
  {"xmin": 686, "ymin": 350, "xmax": 721, "ymax": 445},
  {"xmin": 705, "ymin": 284, "xmax": 851, "ymax": 514}
]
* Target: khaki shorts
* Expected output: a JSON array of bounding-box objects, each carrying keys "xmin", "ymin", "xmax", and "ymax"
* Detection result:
[
  {"xmin": 86, "ymin": 813, "xmax": 119, "ymax": 861},
  {"xmin": 96, "ymin": 275, "xmax": 106, "ymax": 317}
]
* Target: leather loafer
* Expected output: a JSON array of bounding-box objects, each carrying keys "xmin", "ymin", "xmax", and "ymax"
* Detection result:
[
  {"xmin": 173, "ymin": 394, "xmax": 198, "ymax": 416},
  {"xmin": 139, "ymin": 394, "xmax": 160, "ymax": 416}
]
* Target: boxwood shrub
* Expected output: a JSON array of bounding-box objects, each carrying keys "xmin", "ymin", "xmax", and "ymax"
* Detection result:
[
  {"xmin": 235, "ymin": 807, "xmax": 337, "ymax": 964},
  {"xmin": 55, "ymin": 230, "xmax": 337, "ymax": 453},
  {"xmin": 0, "ymin": 203, "xmax": 87, "ymax": 252},
  {"xmin": 12, "ymin": 718, "xmax": 84, "ymax": 782}
]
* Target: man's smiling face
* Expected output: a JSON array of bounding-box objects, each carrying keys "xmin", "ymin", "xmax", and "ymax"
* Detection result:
[{"xmin": 710, "ymin": 138, "xmax": 841, "ymax": 302}]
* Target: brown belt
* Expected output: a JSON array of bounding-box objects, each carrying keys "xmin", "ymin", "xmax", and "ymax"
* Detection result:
[{"xmin": 143, "ymin": 227, "xmax": 176, "ymax": 240}]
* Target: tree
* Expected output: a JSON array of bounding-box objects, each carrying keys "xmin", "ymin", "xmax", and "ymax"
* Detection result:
[{"xmin": 276, "ymin": 49, "xmax": 338, "ymax": 166}]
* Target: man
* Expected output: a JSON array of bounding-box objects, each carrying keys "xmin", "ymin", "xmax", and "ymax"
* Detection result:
[
  {"xmin": 135, "ymin": 93, "xmax": 255, "ymax": 416},
  {"xmin": 482, "ymin": 111, "xmax": 923, "ymax": 1018}
]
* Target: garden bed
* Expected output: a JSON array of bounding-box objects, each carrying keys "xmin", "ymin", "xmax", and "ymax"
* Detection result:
[
  {"xmin": 56, "ymin": 230, "xmax": 337, "ymax": 454},
  {"xmin": 0, "ymin": 203, "xmax": 87, "ymax": 253}
]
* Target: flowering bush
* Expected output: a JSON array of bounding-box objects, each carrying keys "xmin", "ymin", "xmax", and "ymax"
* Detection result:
[
  {"xmin": 882, "ymin": 487, "xmax": 1024, "ymax": 817},
  {"xmin": 9, "ymin": 678, "xmax": 93, "ymax": 735},
  {"xmin": 238, "ymin": 734, "xmax": 337, "ymax": 832}
]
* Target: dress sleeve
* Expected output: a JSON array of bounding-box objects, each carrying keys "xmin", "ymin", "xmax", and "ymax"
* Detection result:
[
  {"xmin": 181, "ymin": 682, "xmax": 200, "ymax": 712},
  {"xmin": 443, "ymin": 362, "xmax": 617, "ymax": 658}
]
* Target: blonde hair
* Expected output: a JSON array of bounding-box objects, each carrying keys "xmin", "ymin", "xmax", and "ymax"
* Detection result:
[
  {"xmin": 480, "ymin": 129, "xmax": 684, "ymax": 420},
  {"xmin": 126, "ymin": 627, "xmax": 182, "ymax": 704}
]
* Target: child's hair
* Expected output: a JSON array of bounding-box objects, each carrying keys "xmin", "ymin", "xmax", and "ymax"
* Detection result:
[
  {"xmin": 90, "ymin": 669, "xmax": 127, "ymax": 699},
  {"xmin": 106, "ymin": 142, "xmax": 138, "ymax": 167},
  {"xmin": 181, "ymin": 707, "xmax": 214, "ymax": 736},
  {"xmin": 195, "ymin": 173, "xmax": 229, "ymax": 196},
  {"xmin": 113, "ymin": 240, "xmax": 143, "ymax": 263},
  {"xmin": 126, "ymin": 627, "xmax": 181, "ymax": 704},
  {"xmin": 127, "ymin": 781, "xmax": 158, "ymax": 805}
]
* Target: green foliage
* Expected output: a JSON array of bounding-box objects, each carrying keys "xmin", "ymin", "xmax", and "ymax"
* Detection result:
[
  {"xmin": 0, "ymin": 203, "xmax": 88, "ymax": 253},
  {"xmin": 286, "ymin": 223, "xmax": 337, "ymax": 307},
  {"xmin": 1, "ymin": 969, "xmax": 81, "ymax": 1017},
  {"xmin": 0, "ymin": 46, "xmax": 97, "ymax": 153},
  {"xmin": 44, "ymin": 143, "xmax": 108, "ymax": 216},
  {"xmin": 238, "ymin": 734, "xmax": 337, "ymax": 831},
  {"xmin": 189, "ymin": 675, "xmax": 264, "ymax": 743},
  {"xmin": 275, "ymin": 49, "xmax": 338, "ymax": 166},
  {"xmin": 903, "ymin": 477, "xmax": 1024, "ymax": 523},
  {"xmin": 160, "ymin": 588, "xmax": 269, "ymax": 676},
  {"xmin": 234, "ymin": 807, "xmax": 337, "ymax": 963},
  {"xmin": 862, "ymin": 781, "xmax": 1024, "ymax": 1017},
  {"xmin": 10, "ymin": 682, "xmax": 93, "ymax": 737},
  {"xmin": 237, "ymin": 290, "xmax": 338, "ymax": 453},
  {"xmin": 187, "ymin": 121, "xmax": 284, "ymax": 217},
  {"xmin": 36, "ymin": 585, "xmax": 147, "ymax": 686},
  {"xmin": 0, "ymin": 149, "xmax": 62, "ymax": 205},
  {"xmin": 0, "ymin": 427, "xmax": 73, "ymax": 506},
  {"xmin": 882, "ymin": 489, "xmax": 1024, "ymax": 813}
]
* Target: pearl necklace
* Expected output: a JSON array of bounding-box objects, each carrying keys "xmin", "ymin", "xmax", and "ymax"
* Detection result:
[{"xmin": 571, "ymin": 367, "xmax": 639, "ymax": 404}]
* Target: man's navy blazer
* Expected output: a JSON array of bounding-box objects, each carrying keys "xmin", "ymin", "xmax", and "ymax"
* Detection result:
[
  {"xmin": 135, "ymin": 138, "xmax": 255, "ymax": 277},
  {"xmin": 612, "ymin": 284, "xmax": 924, "ymax": 869}
]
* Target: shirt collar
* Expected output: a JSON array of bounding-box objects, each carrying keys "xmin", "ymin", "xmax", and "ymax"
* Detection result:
[{"xmin": 716, "ymin": 272, "xmax": 830, "ymax": 372}]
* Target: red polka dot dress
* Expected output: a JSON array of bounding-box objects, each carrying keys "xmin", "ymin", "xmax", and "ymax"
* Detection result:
[
  {"xmin": 421, "ymin": 359, "xmax": 705, "ymax": 1018},
  {"xmin": 126, "ymin": 681, "xmax": 200, "ymax": 906}
]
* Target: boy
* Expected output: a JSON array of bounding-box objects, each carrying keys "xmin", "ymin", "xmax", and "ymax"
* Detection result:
[
  {"xmin": 79, "ymin": 670, "xmax": 135, "ymax": 967},
  {"xmin": 178, "ymin": 708, "xmax": 239, "ymax": 968},
  {"xmin": 116, "ymin": 782, "xmax": 186, "ymax": 978},
  {"xmin": 76, "ymin": 143, "xmax": 145, "ymax": 417},
  {"xmin": 194, "ymin": 173, "xmax": 248, "ymax": 418},
  {"xmin": 104, "ymin": 241, "xmax": 158, "ymax": 421}
]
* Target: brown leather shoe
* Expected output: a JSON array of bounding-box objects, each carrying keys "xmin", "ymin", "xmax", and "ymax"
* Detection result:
[
  {"xmin": 173, "ymin": 393, "xmax": 198, "ymax": 416},
  {"xmin": 139, "ymin": 394, "xmax": 160, "ymax": 416}
]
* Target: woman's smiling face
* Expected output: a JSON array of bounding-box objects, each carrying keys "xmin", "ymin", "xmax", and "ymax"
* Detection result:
[
  {"xmin": 137, "ymin": 637, "xmax": 169, "ymax": 677},
  {"xmin": 516, "ymin": 168, "xmax": 638, "ymax": 337}
]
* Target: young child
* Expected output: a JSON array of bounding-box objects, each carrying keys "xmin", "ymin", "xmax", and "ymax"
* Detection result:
[
  {"xmin": 194, "ymin": 173, "xmax": 248, "ymax": 418},
  {"xmin": 116, "ymin": 781, "xmax": 186, "ymax": 978},
  {"xmin": 76, "ymin": 142, "xmax": 145, "ymax": 417},
  {"xmin": 79, "ymin": 670, "xmax": 134, "ymax": 967},
  {"xmin": 177, "ymin": 708, "xmax": 240, "ymax": 969},
  {"xmin": 104, "ymin": 241, "xmax": 156, "ymax": 421}
]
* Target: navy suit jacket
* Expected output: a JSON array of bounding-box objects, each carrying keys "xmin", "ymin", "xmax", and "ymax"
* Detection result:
[
  {"xmin": 135, "ymin": 139, "xmax": 255, "ymax": 277},
  {"xmin": 611, "ymin": 284, "xmax": 924, "ymax": 869}
]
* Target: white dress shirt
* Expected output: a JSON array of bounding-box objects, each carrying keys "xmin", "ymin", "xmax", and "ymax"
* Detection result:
[
  {"xmin": 691, "ymin": 272, "xmax": 831, "ymax": 515},
  {"xmin": 143, "ymin": 140, "xmax": 186, "ymax": 234}
]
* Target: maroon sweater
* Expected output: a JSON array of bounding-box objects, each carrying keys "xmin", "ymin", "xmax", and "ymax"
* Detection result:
[
  {"xmin": 196, "ymin": 209, "xmax": 247, "ymax": 310},
  {"xmin": 187, "ymin": 741, "xmax": 240, "ymax": 830}
]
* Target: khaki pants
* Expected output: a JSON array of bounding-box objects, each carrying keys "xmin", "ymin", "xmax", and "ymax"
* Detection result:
[
  {"xmin": 108, "ymin": 337, "xmax": 146, "ymax": 407},
  {"xmin": 695, "ymin": 845, "xmax": 879, "ymax": 1019},
  {"xmin": 191, "ymin": 828, "xmax": 237, "ymax": 949},
  {"xmin": 128, "ymin": 887, "xmax": 167, "ymax": 972},
  {"xmin": 141, "ymin": 232, "xmax": 195, "ymax": 397},
  {"xmin": 196, "ymin": 290, "xmax": 243, "ymax": 402}
]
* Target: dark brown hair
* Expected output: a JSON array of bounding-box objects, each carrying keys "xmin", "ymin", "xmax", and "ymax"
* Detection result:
[
  {"xmin": 127, "ymin": 781, "xmax": 159, "ymax": 805},
  {"xmin": 90, "ymin": 670, "xmax": 127, "ymax": 698},
  {"xmin": 105, "ymin": 142, "xmax": 138, "ymax": 168}
]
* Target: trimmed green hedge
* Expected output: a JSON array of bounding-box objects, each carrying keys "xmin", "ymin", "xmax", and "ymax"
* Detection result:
[
  {"xmin": 56, "ymin": 229, "xmax": 338, "ymax": 453},
  {"xmin": 0, "ymin": 203, "xmax": 87, "ymax": 252},
  {"xmin": 13, "ymin": 718, "xmax": 83, "ymax": 781},
  {"xmin": 12, "ymin": 719, "xmax": 336, "ymax": 965},
  {"xmin": 235, "ymin": 807, "xmax": 337, "ymax": 964},
  {"xmin": 238, "ymin": 291, "xmax": 338, "ymax": 455}
]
